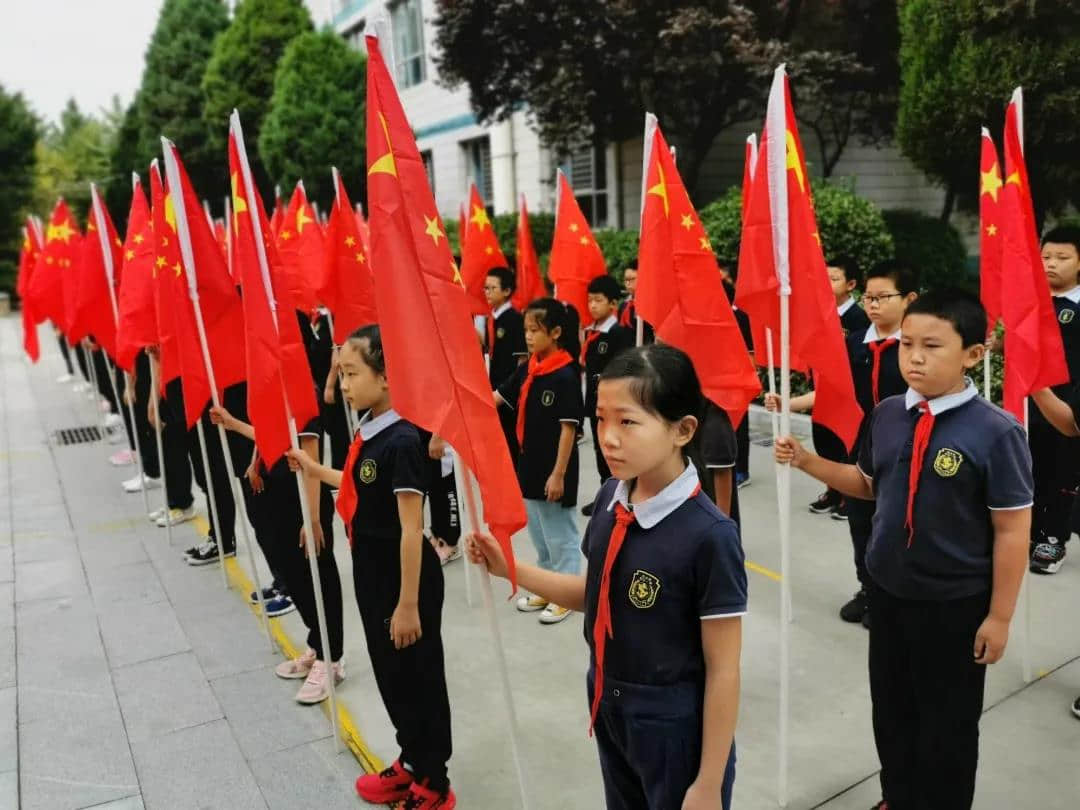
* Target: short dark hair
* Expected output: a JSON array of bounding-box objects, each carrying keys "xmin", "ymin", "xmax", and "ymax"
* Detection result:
[
  {"xmin": 486, "ymin": 266, "xmax": 515, "ymax": 293},
  {"xmin": 623, "ymin": 262, "xmax": 638, "ymax": 274},
  {"xmin": 1041, "ymin": 225, "xmax": 1080, "ymax": 255},
  {"xmin": 826, "ymin": 255, "xmax": 862, "ymax": 288},
  {"xmin": 345, "ymin": 324, "xmax": 385, "ymax": 375},
  {"xmin": 902, "ymin": 288, "xmax": 986, "ymax": 348},
  {"xmin": 866, "ymin": 259, "xmax": 919, "ymax": 296},
  {"xmin": 587, "ymin": 274, "xmax": 622, "ymax": 302},
  {"xmin": 524, "ymin": 298, "xmax": 581, "ymax": 362}
]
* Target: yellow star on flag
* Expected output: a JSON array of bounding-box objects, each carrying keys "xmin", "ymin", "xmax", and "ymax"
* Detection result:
[
  {"xmin": 230, "ymin": 172, "xmax": 248, "ymax": 227},
  {"xmin": 485, "ymin": 245, "xmax": 493, "ymax": 255},
  {"xmin": 986, "ymin": 224, "xmax": 998, "ymax": 237},
  {"xmin": 297, "ymin": 206, "xmax": 314, "ymax": 233},
  {"xmin": 470, "ymin": 204, "xmax": 491, "ymax": 230},
  {"xmin": 368, "ymin": 113, "xmax": 398, "ymax": 177},
  {"xmin": 786, "ymin": 130, "xmax": 806, "ymax": 193},
  {"xmin": 647, "ymin": 161, "xmax": 670, "ymax": 217},
  {"xmin": 87, "ymin": 220, "xmax": 97, "ymax": 233},
  {"xmin": 1006, "ymin": 171, "xmax": 1021, "ymax": 187},
  {"xmin": 164, "ymin": 195, "xmax": 177, "ymax": 233},
  {"xmin": 345, "ymin": 236, "xmax": 356, "ymax": 248},
  {"xmin": 424, "ymin": 214, "xmax": 445, "ymax": 246},
  {"xmin": 125, "ymin": 249, "xmax": 135, "ymax": 261},
  {"xmin": 699, "ymin": 236, "xmax": 713, "ymax": 253},
  {"xmin": 45, "ymin": 256, "xmax": 54, "ymax": 265},
  {"xmin": 355, "ymin": 252, "xmax": 365, "ymax": 264},
  {"xmin": 173, "ymin": 261, "xmax": 182, "ymax": 277},
  {"xmin": 279, "ymin": 230, "xmax": 292, "ymax": 241},
  {"xmin": 579, "ymin": 236, "xmax": 590, "ymax": 246},
  {"xmin": 156, "ymin": 256, "xmax": 166, "ymax": 269},
  {"xmin": 451, "ymin": 260, "xmax": 464, "ymax": 287},
  {"xmin": 680, "ymin": 213, "xmax": 694, "ymax": 230},
  {"xmin": 46, "ymin": 220, "xmax": 75, "ymax": 243},
  {"xmin": 133, "ymin": 233, "xmax": 145, "ymax": 245},
  {"xmin": 569, "ymin": 223, "xmax": 579, "ymax": 233},
  {"xmin": 981, "ymin": 163, "xmax": 1003, "ymax": 202}
]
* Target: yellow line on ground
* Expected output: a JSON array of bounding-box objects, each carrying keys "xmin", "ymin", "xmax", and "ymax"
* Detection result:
[{"xmin": 746, "ymin": 560, "xmax": 783, "ymax": 582}]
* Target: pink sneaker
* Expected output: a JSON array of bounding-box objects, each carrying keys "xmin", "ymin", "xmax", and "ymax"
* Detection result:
[
  {"xmin": 294, "ymin": 659, "xmax": 344, "ymax": 705},
  {"xmin": 109, "ymin": 449, "xmax": 135, "ymax": 466},
  {"xmin": 274, "ymin": 647, "xmax": 316, "ymax": 680}
]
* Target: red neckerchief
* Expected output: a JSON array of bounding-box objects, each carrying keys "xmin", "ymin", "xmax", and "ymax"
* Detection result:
[
  {"xmin": 904, "ymin": 401, "xmax": 935, "ymax": 547},
  {"xmin": 618, "ymin": 298, "xmax": 635, "ymax": 328},
  {"xmin": 589, "ymin": 481, "xmax": 702, "ymax": 733},
  {"xmin": 580, "ymin": 326, "xmax": 603, "ymax": 366},
  {"xmin": 486, "ymin": 313, "xmax": 496, "ymax": 356},
  {"xmin": 336, "ymin": 432, "xmax": 364, "ymax": 545},
  {"xmin": 516, "ymin": 349, "xmax": 573, "ymax": 446},
  {"xmin": 868, "ymin": 337, "xmax": 899, "ymax": 405}
]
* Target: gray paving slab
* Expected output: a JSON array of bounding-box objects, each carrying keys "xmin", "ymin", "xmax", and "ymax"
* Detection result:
[
  {"xmin": 248, "ymin": 740, "xmax": 359, "ymax": 810},
  {"xmin": 0, "ymin": 582, "xmax": 12, "ymax": 629},
  {"xmin": 80, "ymin": 796, "xmax": 145, "ymax": 810},
  {"xmin": 0, "ymin": 548, "xmax": 12, "ymax": 583},
  {"xmin": 86, "ymin": 561, "xmax": 167, "ymax": 609},
  {"xmin": 113, "ymin": 651, "xmax": 224, "ymax": 743},
  {"xmin": 0, "ymin": 769, "xmax": 16, "ymax": 810},
  {"xmin": 98, "ymin": 599, "xmax": 191, "ymax": 669},
  {"xmin": 177, "ymin": 602, "xmax": 281, "ymax": 681},
  {"xmin": 13, "ymin": 556, "xmax": 88, "ymax": 603},
  {"xmin": 0, "ymin": 687, "xmax": 15, "ymax": 773}
]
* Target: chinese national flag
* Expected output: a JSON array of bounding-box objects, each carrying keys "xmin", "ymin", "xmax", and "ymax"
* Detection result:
[
  {"xmin": 638, "ymin": 119, "xmax": 762, "ymax": 428},
  {"xmin": 276, "ymin": 182, "xmax": 323, "ymax": 314},
  {"xmin": 69, "ymin": 186, "xmax": 122, "ymax": 359},
  {"xmin": 117, "ymin": 175, "xmax": 159, "ymax": 372},
  {"xmin": 354, "ymin": 201, "xmax": 370, "ymax": 252},
  {"xmin": 269, "ymin": 189, "xmax": 285, "ymax": 237},
  {"xmin": 460, "ymin": 183, "xmax": 509, "ymax": 315},
  {"xmin": 1000, "ymin": 89, "xmax": 1068, "ymax": 421},
  {"xmin": 161, "ymin": 140, "xmax": 247, "ymax": 427},
  {"xmin": 214, "ymin": 219, "xmax": 228, "ymax": 261},
  {"xmin": 512, "ymin": 194, "xmax": 545, "ymax": 311},
  {"xmin": 739, "ymin": 132, "xmax": 774, "ymax": 365},
  {"xmin": 319, "ymin": 172, "xmax": 377, "ymax": 343},
  {"xmin": 979, "ymin": 128, "xmax": 1004, "ymax": 334},
  {"xmin": 548, "ymin": 172, "xmax": 606, "ymax": 322},
  {"xmin": 17, "ymin": 221, "xmax": 42, "ymax": 362},
  {"xmin": 150, "ymin": 163, "xmax": 182, "ymax": 389},
  {"xmin": 230, "ymin": 117, "xmax": 319, "ymax": 466},
  {"xmin": 29, "ymin": 199, "xmax": 81, "ymax": 336},
  {"xmin": 365, "ymin": 34, "xmax": 524, "ymax": 586},
  {"xmin": 735, "ymin": 67, "xmax": 861, "ymax": 450}
]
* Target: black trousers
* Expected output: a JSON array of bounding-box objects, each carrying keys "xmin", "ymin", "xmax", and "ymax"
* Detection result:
[
  {"xmin": 426, "ymin": 455, "xmax": 460, "ymax": 547},
  {"xmin": 1029, "ymin": 419, "xmax": 1080, "ymax": 545},
  {"xmin": 735, "ymin": 414, "xmax": 749, "ymax": 477},
  {"xmin": 868, "ymin": 584, "xmax": 989, "ymax": 810},
  {"xmin": 353, "ymin": 539, "xmax": 451, "ymax": 792},
  {"xmin": 131, "ymin": 352, "xmax": 160, "ymax": 479},
  {"xmin": 320, "ymin": 384, "xmax": 351, "ymax": 471},
  {"xmin": 56, "ymin": 333, "xmax": 75, "ymax": 375},
  {"xmin": 847, "ymin": 496, "xmax": 875, "ymax": 587},
  {"xmin": 92, "ymin": 349, "xmax": 117, "ymax": 414},
  {"xmin": 497, "ymin": 405, "xmax": 520, "ymax": 466},
  {"xmin": 590, "ymin": 415, "xmax": 612, "ymax": 482},
  {"xmin": 812, "ymin": 423, "xmax": 847, "ymax": 500},
  {"xmin": 113, "ymin": 363, "xmax": 136, "ymax": 451},
  {"xmin": 589, "ymin": 673, "xmax": 735, "ymax": 810},
  {"xmin": 73, "ymin": 340, "xmax": 90, "ymax": 382},
  {"xmin": 159, "ymin": 378, "xmax": 194, "ymax": 511}
]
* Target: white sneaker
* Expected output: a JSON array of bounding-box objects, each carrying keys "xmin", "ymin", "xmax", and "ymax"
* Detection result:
[
  {"xmin": 109, "ymin": 449, "xmax": 135, "ymax": 467},
  {"xmin": 104, "ymin": 412, "xmax": 122, "ymax": 426},
  {"xmin": 123, "ymin": 474, "xmax": 162, "ymax": 493},
  {"xmin": 147, "ymin": 506, "xmax": 166, "ymax": 523},
  {"xmin": 539, "ymin": 604, "xmax": 573, "ymax": 624},
  {"xmin": 156, "ymin": 506, "xmax": 196, "ymax": 527},
  {"xmin": 106, "ymin": 427, "xmax": 126, "ymax": 444},
  {"xmin": 72, "ymin": 381, "xmax": 89, "ymax": 393},
  {"xmin": 56, "ymin": 373, "xmax": 73, "ymax": 384},
  {"xmin": 516, "ymin": 594, "xmax": 548, "ymax": 613}
]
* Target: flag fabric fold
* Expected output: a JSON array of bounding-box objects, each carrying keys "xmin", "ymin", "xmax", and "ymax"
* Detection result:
[
  {"xmin": 512, "ymin": 194, "xmax": 545, "ymax": 311},
  {"xmin": 29, "ymin": 199, "xmax": 82, "ymax": 338},
  {"xmin": 979, "ymin": 129, "xmax": 1004, "ymax": 334},
  {"xmin": 17, "ymin": 222, "xmax": 42, "ymax": 362},
  {"xmin": 460, "ymin": 183, "xmax": 509, "ymax": 315},
  {"xmin": 319, "ymin": 172, "xmax": 377, "ymax": 343},
  {"xmin": 116, "ymin": 176, "xmax": 159, "ymax": 372},
  {"xmin": 277, "ymin": 182, "xmax": 324, "ymax": 314},
  {"xmin": 69, "ymin": 186, "xmax": 122, "ymax": 359},
  {"xmin": 548, "ymin": 172, "xmax": 606, "ymax": 323}
]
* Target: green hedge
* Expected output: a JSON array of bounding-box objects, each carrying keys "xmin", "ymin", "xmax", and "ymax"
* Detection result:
[{"xmin": 881, "ymin": 209, "xmax": 970, "ymax": 291}]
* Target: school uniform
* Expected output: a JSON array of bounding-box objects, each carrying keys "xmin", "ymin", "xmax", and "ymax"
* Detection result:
[
  {"xmin": 582, "ymin": 466, "xmax": 744, "ymax": 810},
  {"xmin": 159, "ymin": 376, "xmax": 195, "ymax": 512},
  {"xmin": 345, "ymin": 409, "xmax": 451, "ymax": 793},
  {"xmin": 498, "ymin": 357, "xmax": 585, "ymax": 573},
  {"xmin": 856, "ymin": 381, "xmax": 1032, "ymax": 809},
  {"xmin": 486, "ymin": 302, "xmax": 527, "ymax": 460},
  {"xmin": 617, "ymin": 297, "xmax": 654, "ymax": 344},
  {"xmin": 811, "ymin": 298, "xmax": 871, "ymax": 475},
  {"xmin": 582, "ymin": 315, "xmax": 635, "ymax": 481},
  {"xmin": 302, "ymin": 310, "xmax": 351, "ymax": 470},
  {"xmin": 56, "ymin": 331, "xmax": 75, "ymax": 375},
  {"xmin": 700, "ymin": 401, "xmax": 741, "ymax": 528},
  {"xmin": 417, "ymin": 428, "xmax": 461, "ymax": 547},
  {"xmin": 132, "ymin": 351, "xmax": 161, "ymax": 479},
  {"xmin": 845, "ymin": 323, "xmax": 906, "ymax": 586}
]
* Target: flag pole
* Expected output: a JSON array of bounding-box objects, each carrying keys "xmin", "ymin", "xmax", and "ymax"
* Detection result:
[
  {"xmin": 148, "ymin": 354, "xmax": 174, "ymax": 546},
  {"xmin": 455, "ymin": 453, "xmax": 530, "ymax": 810},
  {"xmin": 636, "ymin": 115, "xmax": 659, "ymax": 348},
  {"xmin": 229, "ymin": 119, "xmax": 341, "ymax": 738},
  {"xmin": 163, "ymin": 139, "xmax": 276, "ymax": 650},
  {"xmin": 983, "ymin": 350, "xmax": 992, "ymax": 400}
]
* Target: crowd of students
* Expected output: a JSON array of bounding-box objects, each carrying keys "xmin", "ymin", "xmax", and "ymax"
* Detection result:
[{"xmin": 53, "ymin": 225, "xmax": 1080, "ymax": 810}]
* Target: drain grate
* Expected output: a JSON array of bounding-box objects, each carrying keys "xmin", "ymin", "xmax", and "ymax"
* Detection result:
[{"xmin": 53, "ymin": 425, "xmax": 103, "ymax": 446}]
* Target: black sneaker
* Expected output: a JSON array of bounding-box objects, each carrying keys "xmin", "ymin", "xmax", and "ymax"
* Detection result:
[
  {"xmin": 1030, "ymin": 537, "xmax": 1066, "ymax": 574},
  {"xmin": 861, "ymin": 609, "xmax": 871, "ymax": 630},
  {"xmin": 808, "ymin": 491, "xmax": 839, "ymax": 514},
  {"xmin": 830, "ymin": 502, "xmax": 849, "ymax": 521},
  {"xmin": 249, "ymin": 586, "xmax": 279, "ymax": 605},
  {"xmin": 840, "ymin": 589, "xmax": 869, "ymax": 623},
  {"xmin": 581, "ymin": 502, "xmax": 595, "ymax": 517},
  {"xmin": 186, "ymin": 541, "xmax": 220, "ymax": 566},
  {"xmin": 182, "ymin": 545, "xmax": 199, "ymax": 558},
  {"xmin": 1071, "ymin": 696, "xmax": 1080, "ymax": 720}
]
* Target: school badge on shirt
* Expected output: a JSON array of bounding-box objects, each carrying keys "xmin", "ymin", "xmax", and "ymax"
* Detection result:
[
  {"xmin": 359, "ymin": 459, "xmax": 377, "ymax": 484},
  {"xmin": 497, "ymin": 327, "xmax": 506, "ymax": 338},
  {"xmin": 628, "ymin": 570, "xmax": 661, "ymax": 609},
  {"xmin": 598, "ymin": 341, "xmax": 608, "ymax": 355},
  {"xmin": 541, "ymin": 390, "xmax": 555, "ymax": 406},
  {"xmin": 933, "ymin": 448, "xmax": 963, "ymax": 478},
  {"xmin": 1060, "ymin": 308, "xmax": 1075, "ymax": 324}
]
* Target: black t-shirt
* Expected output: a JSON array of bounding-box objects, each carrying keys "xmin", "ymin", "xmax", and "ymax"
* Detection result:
[
  {"xmin": 857, "ymin": 388, "xmax": 1033, "ymax": 600},
  {"xmin": 583, "ymin": 322, "xmax": 635, "ymax": 412},
  {"xmin": 498, "ymin": 362, "xmax": 583, "ymax": 506},
  {"xmin": 1029, "ymin": 294, "xmax": 1080, "ymax": 431},
  {"xmin": 581, "ymin": 474, "xmax": 747, "ymax": 686},
  {"xmin": 839, "ymin": 300, "xmax": 871, "ymax": 337},
  {"xmin": 349, "ymin": 416, "xmax": 428, "ymax": 547},
  {"xmin": 846, "ymin": 326, "xmax": 905, "ymax": 450},
  {"xmin": 301, "ymin": 311, "xmax": 334, "ymax": 391},
  {"xmin": 487, "ymin": 307, "xmax": 527, "ymax": 388},
  {"xmin": 699, "ymin": 401, "xmax": 740, "ymax": 528}
]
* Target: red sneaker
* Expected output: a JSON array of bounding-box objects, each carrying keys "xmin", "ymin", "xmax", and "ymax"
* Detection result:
[
  {"xmin": 355, "ymin": 760, "xmax": 414, "ymax": 804},
  {"xmin": 402, "ymin": 781, "xmax": 456, "ymax": 809}
]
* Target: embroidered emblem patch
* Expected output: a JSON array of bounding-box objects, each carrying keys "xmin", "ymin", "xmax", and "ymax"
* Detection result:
[
  {"xmin": 933, "ymin": 448, "xmax": 963, "ymax": 478},
  {"xmin": 541, "ymin": 390, "xmax": 555, "ymax": 407},
  {"xmin": 1060, "ymin": 309, "xmax": 1075, "ymax": 324},
  {"xmin": 496, "ymin": 327, "xmax": 506, "ymax": 338},
  {"xmin": 598, "ymin": 341, "xmax": 608, "ymax": 355},
  {"xmin": 628, "ymin": 570, "xmax": 661, "ymax": 609},
  {"xmin": 359, "ymin": 459, "xmax": 377, "ymax": 484}
]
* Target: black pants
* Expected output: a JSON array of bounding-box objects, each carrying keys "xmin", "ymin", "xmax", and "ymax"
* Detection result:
[
  {"xmin": 320, "ymin": 385, "xmax": 351, "ymax": 471},
  {"xmin": 113, "ymin": 363, "xmax": 136, "ymax": 451},
  {"xmin": 812, "ymin": 423, "xmax": 847, "ymax": 500},
  {"xmin": 426, "ymin": 456, "xmax": 460, "ymax": 547},
  {"xmin": 353, "ymin": 539, "xmax": 451, "ymax": 792},
  {"xmin": 92, "ymin": 349, "xmax": 117, "ymax": 414},
  {"xmin": 73, "ymin": 340, "xmax": 90, "ymax": 382},
  {"xmin": 589, "ymin": 673, "xmax": 735, "ymax": 810},
  {"xmin": 847, "ymin": 496, "xmax": 875, "ymax": 587},
  {"xmin": 590, "ymin": 415, "xmax": 612, "ymax": 482},
  {"xmin": 160, "ymin": 378, "xmax": 194, "ymax": 511},
  {"xmin": 57, "ymin": 333, "xmax": 75, "ymax": 374},
  {"xmin": 497, "ymin": 405, "xmax": 520, "ymax": 465},
  {"xmin": 868, "ymin": 584, "xmax": 989, "ymax": 810},
  {"xmin": 132, "ymin": 352, "xmax": 161, "ymax": 479},
  {"xmin": 735, "ymin": 415, "xmax": 749, "ymax": 477},
  {"xmin": 1029, "ymin": 419, "xmax": 1080, "ymax": 545}
]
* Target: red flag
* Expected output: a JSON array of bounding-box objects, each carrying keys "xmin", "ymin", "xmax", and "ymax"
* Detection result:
[
  {"xmin": 979, "ymin": 128, "xmax": 1004, "ymax": 334},
  {"xmin": 548, "ymin": 172, "xmax": 606, "ymax": 322},
  {"xmin": 269, "ymin": 189, "xmax": 285, "ymax": 237},
  {"xmin": 276, "ymin": 182, "xmax": 323, "ymax": 314},
  {"xmin": 17, "ymin": 222, "xmax": 42, "ymax": 362},
  {"xmin": 29, "ymin": 199, "xmax": 81, "ymax": 336},
  {"xmin": 353, "ymin": 201, "xmax": 370, "ymax": 253},
  {"xmin": 68, "ymin": 186, "xmax": 122, "ymax": 358},
  {"xmin": 460, "ymin": 183, "xmax": 510, "ymax": 315},
  {"xmin": 150, "ymin": 163, "xmax": 182, "ymax": 389},
  {"xmin": 117, "ymin": 175, "xmax": 159, "ymax": 372},
  {"xmin": 365, "ymin": 34, "xmax": 524, "ymax": 586},
  {"xmin": 1000, "ymin": 89, "xmax": 1068, "ymax": 421},
  {"xmin": 511, "ymin": 194, "xmax": 545, "ymax": 310},
  {"xmin": 214, "ymin": 219, "xmax": 228, "ymax": 259},
  {"xmin": 458, "ymin": 202, "xmax": 467, "ymax": 254},
  {"xmin": 734, "ymin": 67, "xmax": 861, "ymax": 449},
  {"xmin": 638, "ymin": 118, "xmax": 762, "ymax": 428},
  {"xmin": 739, "ymin": 132, "xmax": 774, "ymax": 365},
  {"xmin": 319, "ymin": 171, "xmax": 377, "ymax": 343},
  {"xmin": 162, "ymin": 139, "xmax": 247, "ymax": 427}
]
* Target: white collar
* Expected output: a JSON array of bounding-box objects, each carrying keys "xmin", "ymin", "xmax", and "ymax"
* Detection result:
[
  {"xmin": 863, "ymin": 323, "xmax": 902, "ymax": 343},
  {"xmin": 359, "ymin": 408, "xmax": 402, "ymax": 440},
  {"xmin": 837, "ymin": 297, "xmax": 856, "ymax": 317},
  {"xmin": 1054, "ymin": 285, "xmax": 1080, "ymax": 304},
  {"xmin": 586, "ymin": 314, "xmax": 617, "ymax": 334},
  {"xmin": 904, "ymin": 378, "xmax": 978, "ymax": 415},
  {"xmin": 606, "ymin": 463, "xmax": 700, "ymax": 529},
  {"xmin": 491, "ymin": 302, "xmax": 512, "ymax": 319}
]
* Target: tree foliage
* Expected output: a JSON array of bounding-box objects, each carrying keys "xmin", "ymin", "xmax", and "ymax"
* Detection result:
[
  {"xmin": 202, "ymin": 0, "xmax": 312, "ymax": 205},
  {"xmin": 897, "ymin": 0, "xmax": 1080, "ymax": 224},
  {"xmin": 0, "ymin": 86, "xmax": 39, "ymax": 293},
  {"xmin": 259, "ymin": 30, "xmax": 366, "ymax": 212},
  {"xmin": 31, "ymin": 100, "xmax": 116, "ymax": 225}
]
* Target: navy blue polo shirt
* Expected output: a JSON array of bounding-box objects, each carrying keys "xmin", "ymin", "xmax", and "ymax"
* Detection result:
[
  {"xmin": 498, "ymin": 362, "xmax": 583, "ymax": 507},
  {"xmin": 857, "ymin": 381, "xmax": 1033, "ymax": 600},
  {"xmin": 348, "ymin": 409, "xmax": 428, "ymax": 548},
  {"xmin": 1029, "ymin": 289, "xmax": 1080, "ymax": 430},
  {"xmin": 583, "ymin": 316, "xmax": 635, "ymax": 413},
  {"xmin": 487, "ymin": 303, "xmax": 527, "ymax": 388},
  {"xmin": 699, "ymin": 401, "xmax": 741, "ymax": 529},
  {"xmin": 846, "ymin": 324, "xmax": 905, "ymax": 450},
  {"xmin": 581, "ymin": 465, "xmax": 747, "ymax": 686},
  {"xmin": 837, "ymin": 297, "xmax": 870, "ymax": 337}
]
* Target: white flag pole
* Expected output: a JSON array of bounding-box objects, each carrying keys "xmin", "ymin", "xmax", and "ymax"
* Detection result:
[
  {"xmin": 636, "ymin": 115, "xmax": 659, "ymax": 347},
  {"xmin": 228, "ymin": 118, "xmax": 341, "ymax": 738},
  {"xmin": 92, "ymin": 183, "xmax": 151, "ymax": 514},
  {"xmin": 330, "ymin": 167, "xmax": 358, "ymax": 439},
  {"xmin": 148, "ymin": 353, "xmax": 173, "ymax": 544},
  {"xmin": 162, "ymin": 138, "xmax": 276, "ymax": 649}
]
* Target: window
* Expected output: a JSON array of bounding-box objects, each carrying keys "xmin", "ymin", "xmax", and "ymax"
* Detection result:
[
  {"xmin": 420, "ymin": 150, "xmax": 435, "ymax": 193},
  {"xmin": 462, "ymin": 137, "xmax": 493, "ymax": 204},
  {"xmin": 343, "ymin": 20, "xmax": 365, "ymax": 51},
  {"xmin": 563, "ymin": 145, "xmax": 609, "ymax": 228},
  {"xmin": 390, "ymin": 0, "xmax": 426, "ymax": 88}
]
